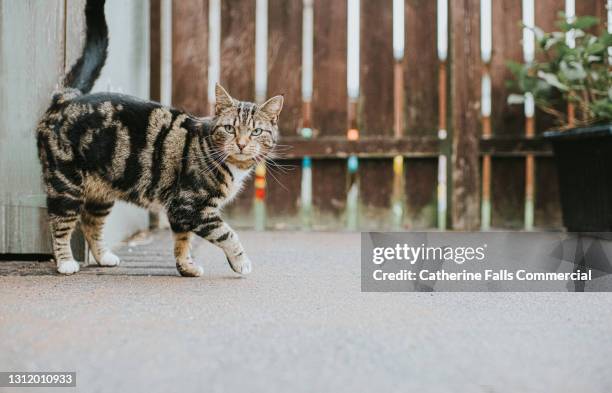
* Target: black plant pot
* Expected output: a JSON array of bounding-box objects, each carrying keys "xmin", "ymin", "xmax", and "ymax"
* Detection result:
[{"xmin": 544, "ymin": 124, "xmax": 612, "ymax": 232}]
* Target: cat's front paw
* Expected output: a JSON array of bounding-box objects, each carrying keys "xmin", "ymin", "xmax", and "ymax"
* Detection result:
[
  {"xmin": 57, "ymin": 260, "xmax": 80, "ymax": 275},
  {"xmin": 98, "ymin": 251, "xmax": 121, "ymax": 267},
  {"xmin": 227, "ymin": 253, "xmax": 252, "ymax": 275},
  {"xmin": 176, "ymin": 259, "xmax": 204, "ymax": 277}
]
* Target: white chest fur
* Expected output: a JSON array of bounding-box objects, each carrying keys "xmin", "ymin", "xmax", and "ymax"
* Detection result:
[{"xmin": 224, "ymin": 163, "xmax": 253, "ymax": 203}]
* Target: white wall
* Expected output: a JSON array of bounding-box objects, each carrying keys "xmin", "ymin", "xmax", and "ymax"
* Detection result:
[{"xmin": 91, "ymin": 0, "xmax": 151, "ymax": 250}]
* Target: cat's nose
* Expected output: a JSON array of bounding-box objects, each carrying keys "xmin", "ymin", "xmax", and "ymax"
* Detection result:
[{"xmin": 236, "ymin": 141, "xmax": 246, "ymax": 151}]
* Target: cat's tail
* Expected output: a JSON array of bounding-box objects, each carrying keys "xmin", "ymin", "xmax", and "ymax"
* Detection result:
[{"xmin": 63, "ymin": 0, "xmax": 108, "ymax": 94}]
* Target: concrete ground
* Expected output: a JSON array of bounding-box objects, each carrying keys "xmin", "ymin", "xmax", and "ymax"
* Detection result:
[{"xmin": 1, "ymin": 230, "xmax": 611, "ymax": 393}]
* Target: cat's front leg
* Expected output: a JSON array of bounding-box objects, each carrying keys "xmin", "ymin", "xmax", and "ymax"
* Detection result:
[
  {"xmin": 193, "ymin": 214, "xmax": 252, "ymax": 275},
  {"xmin": 173, "ymin": 231, "xmax": 203, "ymax": 277}
]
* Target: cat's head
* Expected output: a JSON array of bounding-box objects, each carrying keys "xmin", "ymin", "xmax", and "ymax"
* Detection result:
[{"xmin": 211, "ymin": 83, "xmax": 283, "ymax": 166}]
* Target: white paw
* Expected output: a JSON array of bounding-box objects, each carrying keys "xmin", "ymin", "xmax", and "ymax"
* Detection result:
[
  {"xmin": 176, "ymin": 259, "xmax": 204, "ymax": 277},
  {"xmin": 98, "ymin": 251, "xmax": 121, "ymax": 267},
  {"xmin": 227, "ymin": 254, "xmax": 252, "ymax": 275},
  {"xmin": 57, "ymin": 260, "xmax": 80, "ymax": 275}
]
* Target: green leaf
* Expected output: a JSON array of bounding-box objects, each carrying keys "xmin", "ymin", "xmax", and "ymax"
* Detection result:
[
  {"xmin": 537, "ymin": 71, "xmax": 569, "ymax": 91},
  {"xmin": 507, "ymin": 94, "xmax": 526, "ymax": 105},
  {"xmin": 559, "ymin": 61, "xmax": 587, "ymax": 81}
]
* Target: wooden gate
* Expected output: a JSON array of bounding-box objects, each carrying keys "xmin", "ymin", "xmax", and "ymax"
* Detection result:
[{"xmin": 156, "ymin": 0, "xmax": 608, "ymax": 231}]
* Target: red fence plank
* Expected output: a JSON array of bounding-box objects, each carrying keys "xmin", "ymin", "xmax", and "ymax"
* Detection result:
[{"xmin": 172, "ymin": 0, "xmax": 208, "ymax": 115}]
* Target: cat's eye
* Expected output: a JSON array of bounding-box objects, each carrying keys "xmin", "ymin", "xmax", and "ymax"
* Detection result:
[
  {"xmin": 223, "ymin": 124, "xmax": 235, "ymax": 134},
  {"xmin": 251, "ymin": 128, "xmax": 263, "ymax": 136}
]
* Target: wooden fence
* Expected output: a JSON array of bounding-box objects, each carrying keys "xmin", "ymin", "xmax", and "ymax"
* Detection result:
[{"xmin": 151, "ymin": 0, "xmax": 609, "ymax": 231}]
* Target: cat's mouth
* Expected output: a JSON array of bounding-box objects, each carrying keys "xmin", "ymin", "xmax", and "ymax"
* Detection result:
[{"xmin": 230, "ymin": 153, "xmax": 253, "ymax": 161}]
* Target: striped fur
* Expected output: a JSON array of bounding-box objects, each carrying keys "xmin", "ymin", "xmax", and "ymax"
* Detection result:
[{"xmin": 36, "ymin": 3, "xmax": 283, "ymax": 276}]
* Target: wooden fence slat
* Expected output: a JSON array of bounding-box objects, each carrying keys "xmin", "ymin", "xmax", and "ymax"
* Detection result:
[
  {"xmin": 172, "ymin": 0, "xmax": 208, "ymax": 115},
  {"xmin": 312, "ymin": 160, "xmax": 346, "ymax": 226},
  {"xmin": 404, "ymin": 158, "xmax": 438, "ymax": 228},
  {"xmin": 266, "ymin": 0, "xmax": 303, "ymax": 228},
  {"xmin": 488, "ymin": 1, "xmax": 524, "ymax": 229},
  {"xmin": 150, "ymin": 0, "xmax": 161, "ymax": 102},
  {"xmin": 576, "ymin": 0, "xmax": 607, "ymax": 33},
  {"xmin": 268, "ymin": 0, "xmax": 302, "ymax": 134},
  {"xmin": 359, "ymin": 159, "xmax": 393, "ymax": 229},
  {"xmin": 405, "ymin": 0, "xmax": 439, "ymax": 136},
  {"xmin": 491, "ymin": 1, "xmax": 523, "ymax": 136},
  {"xmin": 266, "ymin": 160, "xmax": 302, "ymax": 229},
  {"xmin": 359, "ymin": 0, "xmax": 393, "ymax": 136},
  {"xmin": 312, "ymin": 0, "xmax": 347, "ymax": 136},
  {"xmin": 309, "ymin": 0, "xmax": 348, "ymax": 227},
  {"xmin": 357, "ymin": 0, "xmax": 394, "ymax": 227},
  {"xmin": 491, "ymin": 158, "xmax": 525, "ymax": 229},
  {"xmin": 450, "ymin": 0, "xmax": 481, "ymax": 230},
  {"xmin": 401, "ymin": 1, "xmax": 440, "ymax": 229},
  {"xmin": 535, "ymin": 157, "xmax": 562, "ymax": 228},
  {"xmin": 534, "ymin": 0, "xmax": 565, "ymax": 133},
  {"xmin": 221, "ymin": 0, "xmax": 256, "ymax": 222},
  {"xmin": 220, "ymin": 0, "xmax": 256, "ymax": 101}
]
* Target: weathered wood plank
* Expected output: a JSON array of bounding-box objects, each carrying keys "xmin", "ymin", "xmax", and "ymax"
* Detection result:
[
  {"xmin": 450, "ymin": 0, "xmax": 481, "ymax": 230},
  {"xmin": 66, "ymin": 0, "xmax": 87, "ymax": 71},
  {"xmin": 266, "ymin": 0, "xmax": 302, "ymax": 227},
  {"xmin": 359, "ymin": 0, "xmax": 393, "ymax": 136},
  {"xmin": 404, "ymin": 158, "xmax": 437, "ymax": 229},
  {"xmin": 312, "ymin": 0, "xmax": 347, "ymax": 135},
  {"xmin": 576, "ymin": 0, "xmax": 607, "ymax": 34},
  {"xmin": 172, "ymin": 0, "xmax": 208, "ymax": 115},
  {"xmin": 479, "ymin": 137, "xmax": 552, "ymax": 156},
  {"xmin": 275, "ymin": 136, "xmax": 552, "ymax": 159},
  {"xmin": 150, "ymin": 0, "xmax": 161, "ymax": 102},
  {"xmin": 220, "ymin": 0, "xmax": 255, "ymax": 101},
  {"xmin": 220, "ymin": 0, "xmax": 256, "ymax": 221},
  {"xmin": 534, "ymin": 0, "xmax": 565, "ymax": 133},
  {"xmin": 491, "ymin": 158, "xmax": 525, "ymax": 229},
  {"xmin": 490, "ymin": 0, "xmax": 523, "ymax": 137},
  {"xmin": 312, "ymin": 160, "xmax": 346, "ymax": 226},
  {"xmin": 404, "ymin": 0, "xmax": 439, "ymax": 135},
  {"xmin": 268, "ymin": 0, "xmax": 302, "ymax": 134},
  {"xmin": 278, "ymin": 137, "xmax": 440, "ymax": 158},
  {"xmin": 266, "ymin": 160, "xmax": 302, "ymax": 229},
  {"xmin": 0, "ymin": 0, "xmax": 65, "ymax": 253},
  {"xmin": 359, "ymin": 159, "xmax": 393, "ymax": 229},
  {"xmin": 535, "ymin": 157, "xmax": 562, "ymax": 229}
]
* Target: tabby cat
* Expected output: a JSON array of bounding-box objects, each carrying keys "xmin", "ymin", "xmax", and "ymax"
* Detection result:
[{"xmin": 37, "ymin": 0, "xmax": 283, "ymax": 276}]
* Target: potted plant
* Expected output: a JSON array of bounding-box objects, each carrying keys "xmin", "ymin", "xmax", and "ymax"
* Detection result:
[{"xmin": 507, "ymin": 14, "xmax": 612, "ymax": 231}]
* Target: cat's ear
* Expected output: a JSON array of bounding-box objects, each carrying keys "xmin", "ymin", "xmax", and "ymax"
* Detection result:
[
  {"xmin": 215, "ymin": 83, "xmax": 235, "ymax": 115},
  {"xmin": 259, "ymin": 95, "xmax": 284, "ymax": 121}
]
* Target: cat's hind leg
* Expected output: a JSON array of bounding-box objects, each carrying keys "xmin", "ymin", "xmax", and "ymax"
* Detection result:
[
  {"xmin": 47, "ymin": 186, "xmax": 84, "ymax": 275},
  {"xmin": 81, "ymin": 199, "xmax": 120, "ymax": 266},
  {"xmin": 173, "ymin": 231, "xmax": 203, "ymax": 277}
]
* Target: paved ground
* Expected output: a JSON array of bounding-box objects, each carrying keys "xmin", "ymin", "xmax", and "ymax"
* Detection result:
[{"xmin": 1, "ymin": 230, "xmax": 611, "ymax": 393}]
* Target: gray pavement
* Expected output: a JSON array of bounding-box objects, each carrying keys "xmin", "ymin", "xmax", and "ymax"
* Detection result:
[{"xmin": 1, "ymin": 230, "xmax": 612, "ymax": 393}]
